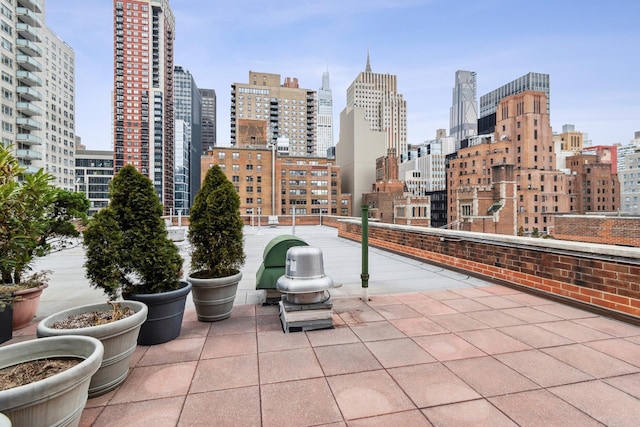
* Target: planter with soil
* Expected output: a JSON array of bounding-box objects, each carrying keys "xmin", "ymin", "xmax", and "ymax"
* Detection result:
[
  {"xmin": 0, "ymin": 335, "xmax": 103, "ymax": 427},
  {"xmin": 37, "ymin": 301, "xmax": 147, "ymax": 398}
]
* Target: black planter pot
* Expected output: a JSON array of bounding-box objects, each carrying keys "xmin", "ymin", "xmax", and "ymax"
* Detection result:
[
  {"xmin": 129, "ymin": 281, "xmax": 192, "ymax": 345},
  {"xmin": 0, "ymin": 306, "xmax": 12, "ymax": 344}
]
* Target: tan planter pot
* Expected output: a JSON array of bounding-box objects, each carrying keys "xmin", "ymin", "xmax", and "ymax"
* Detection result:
[
  {"xmin": 187, "ymin": 271, "xmax": 242, "ymax": 321},
  {"xmin": 0, "ymin": 336, "xmax": 103, "ymax": 427},
  {"xmin": 37, "ymin": 301, "xmax": 148, "ymax": 398}
]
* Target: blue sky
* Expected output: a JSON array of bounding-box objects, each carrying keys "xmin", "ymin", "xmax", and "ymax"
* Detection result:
[{"xmin": 46, "ymin": 0, "xmax": 640, "ymax": 151}]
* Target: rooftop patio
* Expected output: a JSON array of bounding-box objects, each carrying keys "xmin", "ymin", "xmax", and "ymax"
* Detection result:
[{"xmin": 5, "ymin": 226, "xmax": 640, "ymax": 426}]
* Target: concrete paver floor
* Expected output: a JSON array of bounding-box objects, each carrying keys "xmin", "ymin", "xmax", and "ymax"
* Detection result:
[{"xmin": 4, "ymin": 226, "xmax": 640, "ymax": 426}]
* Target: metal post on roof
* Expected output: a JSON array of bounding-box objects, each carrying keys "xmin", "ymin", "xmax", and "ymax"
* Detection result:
[
  {"xmin": 361, "ymin": 205, "xmax": 370, "ymax": 301},
  {"xmin": 292, "ymin": 207, "xmax": 296, "ymax": 235}
]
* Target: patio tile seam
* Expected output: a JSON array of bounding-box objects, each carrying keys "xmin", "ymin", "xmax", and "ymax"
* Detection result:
[
  {"xmin": 486, "ymin": 391, "xmax": 603, "ymax": 427},
  {"xmin": 601, "ymin": 375, "xmax": 640, "ymax": 402},
  {"xmin": 544, "ymin": 380, "xmax": 630, "ymax": 424},
  {"xmin": 421, "ymin": 398, "xmax": 522, "ymax": 427},
  {"xmin": 348, "ymin": 408, "xmax": 430, "ymax": 424},
  {"xmin": 582, "ymin": 338, "xmax": 640, "ymax": 368},
  {"xmin": 538, "ymin": 345, "xmax": 640, "ymax": 380}
]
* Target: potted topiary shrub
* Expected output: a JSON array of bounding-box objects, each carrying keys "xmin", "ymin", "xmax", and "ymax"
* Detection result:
[
  {"xmin": 0, "ymin": 144, "xmax": 89, "ymax": 330},
  {"xmin": 82, "ymin": 165, "xmax": 191, "ymax": 345},
  {"xmin": 186, "ymin": 165, "xmax": 245, "ymax": 321}
]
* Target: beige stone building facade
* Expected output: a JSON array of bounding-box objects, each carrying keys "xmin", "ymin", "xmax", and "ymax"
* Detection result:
[
  {"xmin": 554, "ymin": 124, "xmax": 584, "ymax": 153},
  {"xmin": 230, "ymin": 71, "xmax": 316, "ymax": 157},
  {"xmin": 336, "ymin": 106, "xmax": 386, "ymax": 208},
  {"xmin": 346, "ymin": 55, "xmax": 407, "ymax": 160}
]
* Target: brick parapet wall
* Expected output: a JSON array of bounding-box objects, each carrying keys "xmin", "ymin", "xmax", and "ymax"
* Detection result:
[
  {"xmin": 338, "ymin": 219, "xmax": 640, "ymax": 321},
  {"xmin": 554, "ymin": 215, "xmax": 640, "ymax": 247}
]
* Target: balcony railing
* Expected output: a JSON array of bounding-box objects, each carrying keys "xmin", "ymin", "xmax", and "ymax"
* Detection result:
[
  {"xmin": 16, "ymin": 7, "xmax": 42, "ymax": 28},
  {"xmin": 16, "ymin": 23, "xmax": 41, "ymax": 42},
  {"xmin": 17, "ymin": 0, "xmax": 42, "ymax": 14},
  {"xmin": 16, "ymin": 54, "xmax": 42, "ymax": 72},
  {"xmin": 16, "ymin": 133, "xmax": 42, "ymax": 145},
  {"xmin": 16, "ymin": 148, "xmax": 42, "ymax": 160},
  {"xmin": 18, "ymin": 0, "xmax": 42, "ymax": 13},
  {"xmin": 16, "ymin": 101, "xmax": 42, "ymax": 116},
  {"xmin": 17, "ymin": 86, "xmax": 42, "ymax": 101},
  {"xmin": 16, "ymin": 38, "xmax": 42, "ymax": 58},
  {"xmin": 16, "ymin": 116, "xmax": 42, "ymax": 130},
  {"xmin": 16, "ymin": 70, "xmax": 42, "ymax": 87}
]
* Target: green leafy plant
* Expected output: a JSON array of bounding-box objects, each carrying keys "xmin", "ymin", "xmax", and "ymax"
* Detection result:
[
  {"xmin": 83, "ymin": 165, "xmax": 183, "ymax": 299},
  {"xmin": 188, "ymin": 165, "xmax": 245, "ymax": 278},
  {"xmin": 0, "ymin": 145, "xmax": 87, "ymax": 291}
]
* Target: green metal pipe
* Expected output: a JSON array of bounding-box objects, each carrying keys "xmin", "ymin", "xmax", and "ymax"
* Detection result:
[{"xmin": 361, "ymin": 205, "xmax": 369, "ymax": 300}]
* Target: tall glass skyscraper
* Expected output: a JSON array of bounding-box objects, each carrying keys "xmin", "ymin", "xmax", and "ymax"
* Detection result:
[
  {"xmin": 449, "ymin": 70, "xmax": 478, "ymax": 143},
  {"xmin": 480, "ymin": 72, "xmax": 550, "ymax": 118},
  {"xmin": 173, "ymin": 65, "xmax": 201, "ymax": 210},
  {"xmin": 316, "ymin": 70, "xmax": 333, "ymax": 157},
  {"xmin": 199, "ymin": 88, "xmax": 216, "ymax": 153}
]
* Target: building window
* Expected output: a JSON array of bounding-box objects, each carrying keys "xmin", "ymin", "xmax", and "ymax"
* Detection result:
[
  {"xmin": 461, "ymin": 204, "xmax": 471, "ymax": 216},
  {"xmin": 218, "ymin": 152, "xmax": 225, "ymax": 160}
]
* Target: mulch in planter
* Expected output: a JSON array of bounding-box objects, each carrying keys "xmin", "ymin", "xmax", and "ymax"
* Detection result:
[{"xmin": 0, "ymin": 358, "xmax": 81, "ymax": 391}]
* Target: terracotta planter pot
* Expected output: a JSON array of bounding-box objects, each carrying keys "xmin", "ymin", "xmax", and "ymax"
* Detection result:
[
  {"xmin": 187, "ymin": 271, "xmax": 242, "ymax": 322},
  {"xmin": 12, "ymin": 284, "xmax": 48, "ymax": 330},
  {"xmin": 0, "ymin": 335, "xmax": 104, "ymax": 427},
  {"xmin": 37, "ymin": 301, "xmax": 148, "ymax": 398}
]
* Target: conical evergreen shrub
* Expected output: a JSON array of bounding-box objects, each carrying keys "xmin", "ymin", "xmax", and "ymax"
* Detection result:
[
  {"xmin": 188, "ymin": 165, "xmax": 245, "ymax": 278},
  {"xmin": 84, "ymin": 165, "xmax": 183, "ymax": 299}
]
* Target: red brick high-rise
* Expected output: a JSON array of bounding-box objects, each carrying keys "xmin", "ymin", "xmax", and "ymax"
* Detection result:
[
  {"xmin": 448, "ymin": 91, "xmax": 571, "ymax": 235},
  {"xmin": 113, "ymin": 0, "xmax": 175, "ymax": 213}
]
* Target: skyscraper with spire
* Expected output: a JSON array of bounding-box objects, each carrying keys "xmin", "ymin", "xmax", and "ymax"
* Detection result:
[
  {"xmin": 449, "ymin": 70, "xmax": 478, "ymax": 144},
  {"xmin": 346, "ymin": 53, "xmax": 407, "ymax": 160},
  {"xmin": 316, "ymin": 70, "xmax": 333, "ymax": 157}
]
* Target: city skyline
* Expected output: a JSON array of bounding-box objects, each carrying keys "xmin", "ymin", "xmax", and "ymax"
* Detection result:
[{"xmin": 47, "ymin": 0, "xmax": 640, "ymax": 151}]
